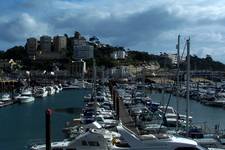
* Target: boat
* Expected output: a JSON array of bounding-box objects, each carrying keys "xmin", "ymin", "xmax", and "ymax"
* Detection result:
[
  {"xmin": 0, "ymin": 93, "xmax": 14, "ymax": 107},
  {"xmin": 46, "ymin": 86, "xmax": 56, "ymax": 96},
  {"xmin": 54, "ymin": 85, "xmax": 60, "ymax": 93},
  {"xmin": 34, "ymin": 87, "xmax": 48, "ymax": 98},
  {"xmin": 0, "ymin": 93, "xmax": 11, "ymax": 101},
  {"xmin": 111, "ymin": 124, "xmax": 207, "ymax": 150},
  {"xmin": 30, "ymin": 122, "xmax": 117, "ymax": 150},
  {"xmin": 17, "ymin": 89, "xmax": 35, "ymax": 103}
]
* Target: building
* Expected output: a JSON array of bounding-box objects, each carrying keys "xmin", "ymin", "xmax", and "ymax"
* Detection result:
[
  {"xmin": 37, "ymin": 35, "xmax": 67, "ymax": 60},
  {"xmin": 109, "ymin": 66, "xmax": 130, "ymax": 78},
  {"xmin": 40, "ymin": 35, "xmax": 51, "ymax": 53},
  {"xmin": 74, "ymin": 31, "xmax": 81, "ymax": 39},
  {"xmin": 71, "ymin": 59, "xmax": 86, "ymax": 78},
  {"xmin": 26, "ymin": 37, "xmax": 38, "ymax": 59},
  {"xmin": 71, "ymin": 32, "xmax": 94, "ymax": 59},
  {"xmin": 71, "ymin": 36, "xmax": 86, "ymax": 47},
  {"xmin": 53, "ymin": 36, "xmax": 67, "ymax": 53},
  {"xmin": 111, "ymin": 50, "xmax": 126, "ymax": 60},
  {"xmin": 73, "ymin": 45, "xmax": 94, "ymax": 59},
  {"xmin": 160, "ymin": 53, "xmax": 185, "ymax": 65},
  {"xmin": 168, "ymin": 54, "xmax": 178, "ymax": 65}
]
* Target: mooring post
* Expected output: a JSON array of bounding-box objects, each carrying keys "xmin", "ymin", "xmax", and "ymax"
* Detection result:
[
  {"xmin": 117, "ymin": 96, "xmax": 120, "ymax": 120},
  {"xmin": 46, "ymin": 109, "xmax": 52, "ymax": 150},
  {"xmin": 113, "ymin": 87, "xmax": 116, "ymax": 111}
]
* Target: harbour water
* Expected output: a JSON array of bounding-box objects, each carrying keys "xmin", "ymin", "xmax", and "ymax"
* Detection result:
[
  {"xmin": 0, "ymin": 89, "xmax": 90, "ymax": 150},
  {"xmin": 2, "ymin": 88, "xmax": 225, "ymax": 149},
  {"xmin": 149, "ymin": 91, "xmax": 225, "ymax": 130}
]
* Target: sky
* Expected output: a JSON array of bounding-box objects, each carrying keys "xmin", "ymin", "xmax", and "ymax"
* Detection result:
[{"xmin": 1, "ymin": 0, "xmax": 225, "ymax": 62}]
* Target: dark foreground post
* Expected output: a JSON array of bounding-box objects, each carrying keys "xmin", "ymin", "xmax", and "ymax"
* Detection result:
[
  {"xmin": 116, "ymin": 95, "xmax": 120, "ymax": 120},
  {"xmin": 46, "ymin": 109, "xmax": 52, "ymax": 150}
]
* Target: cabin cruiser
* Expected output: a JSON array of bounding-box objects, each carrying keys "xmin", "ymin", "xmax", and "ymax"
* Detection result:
[
  {"xmin": 0, "ymin": 93, "xmax": 13, "ymax": 107},
  {"xmin": 30, "ymin": 129, "xmax": 110, "ymax": 150},
  {"xmin": 158, "ymin": 106, "xmax": 192, "ymax": 127},
  {"xmin": 95, "ymin": 115, "xmax": 118, "ymax": 128},
  {"xmin": 111, "ymin": 124, "xmax": 207, "ymax": 150},
  {"xmin": 0, "ymin": 93, "xmax": 11, "ymax": 101},
  {"xmin": 58, "ymin": 84, "xmax": 63, "ymax": 91},
  {"xmin": 17, "ymin": 89, "xmax": 35, "ymax": 103},
  {"xmin": 46, "ymin": 86, "xmax": 56, "ymax": 96},
  {"xmin": 31, "ymin": 121, "xmax": 207, "ymax": 150},
  {"xmin": 34, "ymin": 87, "xmax": 48, "ymax": 98},
  {"xmin": 30, "ymin": 122, "xmax": 119, "ymax": 150}
]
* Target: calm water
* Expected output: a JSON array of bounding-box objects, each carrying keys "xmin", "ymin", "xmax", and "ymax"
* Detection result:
[
  {"xmin": 149, "ymin": 91, "xmax": 225, "ymax": 129},
  {"xmin": 0, "ymin": 89, "xmax": 90, "ymax": 150}
]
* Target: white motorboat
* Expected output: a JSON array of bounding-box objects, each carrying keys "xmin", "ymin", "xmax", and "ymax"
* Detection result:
[
  {"xmin": 0, "ymin": 93, "xmax": 13, "ymax": 107},
  {"xmin": 34, "ymin": 87, "xmax": 48, "ymax": 98},
  {"xmin": 95, "ymin": 115, "xmax": 118, "ymax": 128},
  {"xmin": 46, "ymin": 86, "xmax": 56, "ymax": 96},
  {"xmin": 158, "ymin": 106, "xmax": 192, "ymax": 127},
  {"xmin": 30, "ymin": 126, "xmax": 113, "ymax": 150},
  {"xmin": 30, "ymin": 120, "xmax": 206, "ymax": 150},
  {"xmin": 111, "ymin": 124, "xmax": 206, "ymax": 150},
  {"xmin": 58, "ymin": 84, "xmax": 63, "ymax": 91},
  {"xmin": 17, "ymin": 89, "xmax": 35, "ymax": 103},
  {"xmin": 0, "ymin": 93, "xmax": 11, "ymax": 101},
  {"xmin": 54, "ymin": 85, "xmax": 60, "ymax": 93}
]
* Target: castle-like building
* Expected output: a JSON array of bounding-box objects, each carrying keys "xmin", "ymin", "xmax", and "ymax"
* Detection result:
[{"xmin": 26, "ymin": 31, "xmax": 93, "ymax": 60}]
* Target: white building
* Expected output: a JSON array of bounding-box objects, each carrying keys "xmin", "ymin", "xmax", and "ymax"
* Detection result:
[
  {"xmin": 111, "ymin": 50, "xmax": 126, "ymax": 60},
  {"xmin": 168, "ymin": 54, "xmax": 178, "ymax": 65},
  {"xmin": 166, "ymin": 53, "xmax": 186, "ymax": 65},
  {"xmin": 109, "ymin": 66, "xmax": 130, "ymax": 78}
]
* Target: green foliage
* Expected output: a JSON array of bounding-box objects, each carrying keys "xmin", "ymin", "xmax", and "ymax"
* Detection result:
[
  {"xmin": 126, "ymin": 51, "xmax": 173, "ymax": 68},
  {"xmin": 180, "ymin": 55, "xmax": 225, "ymax": 71},
  {"xmin": 1, "ymin": 42, "xmax": 225, "ymax": 72},
  {"xmin": 4, "ymin": 46, "xmax": 28, "ymax": 60},
  {"xmin": 94, "ymin": 45, "xmax": 118, "ymax": 67}
]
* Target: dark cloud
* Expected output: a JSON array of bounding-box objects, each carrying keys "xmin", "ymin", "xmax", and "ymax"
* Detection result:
[
  {"xmin": 0, "ymin": 16, "xmax": 27, "ymax": 42},
  {"xmin": 46, "ymin": 7, "xmax": 185, "ymax": 49},
  {"xmin": 1, "ymin": 0, "xmax": 225, "ymax": 63}
]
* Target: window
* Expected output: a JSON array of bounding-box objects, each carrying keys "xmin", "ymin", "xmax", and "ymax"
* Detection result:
[
  {"xmin": 81, "ymin": 140, "xmax": 88, "ymax": 146},
  {"xmin": 88, "ymin": 141, "xmax": 100, "ymax": 146}
]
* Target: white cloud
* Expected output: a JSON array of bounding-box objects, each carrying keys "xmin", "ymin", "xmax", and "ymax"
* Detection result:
[{"xmin": 0, "ymin": 13, "xmax": 49, "ymax": 45}]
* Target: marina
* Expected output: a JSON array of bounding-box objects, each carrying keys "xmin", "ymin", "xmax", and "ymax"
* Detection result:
[
  {"xmin": 1, "ymin": 0, "xmax": 225, "ymax": 149},
  {"xmin": 0, "ymin": 88, "xmax": 90, "ymax": 150},
  {"xmin": 9, "ymin": 80, "xmax": 220, "ymax": 149},
  {"xmin": 1, "ymin": 75, "xmax": 225, "ymax": 149},
  {"xmin": 149, "ymin": 90, "xmax": 225, "ymax": 129}
]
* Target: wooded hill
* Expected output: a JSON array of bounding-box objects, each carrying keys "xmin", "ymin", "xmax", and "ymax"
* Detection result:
[{"xmin": 1, "ymin": 44, "xmax": 225, "ymax": 71}]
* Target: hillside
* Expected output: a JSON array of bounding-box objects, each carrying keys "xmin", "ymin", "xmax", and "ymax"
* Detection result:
[{"xmin": 1, "ymin": 44, "xmax": 225, "ymax": 72}]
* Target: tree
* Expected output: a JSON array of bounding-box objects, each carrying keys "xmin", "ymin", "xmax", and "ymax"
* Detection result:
[
  {"xmin": 205, "ymin": 54, "xmax": 213, "ymax": 62},
  {"xmin": 4, "ymin": 46, "xmax": 28, "ymax": 60}
]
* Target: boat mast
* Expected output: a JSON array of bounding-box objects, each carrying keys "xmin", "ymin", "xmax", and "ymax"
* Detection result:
[
  {"xmin": 186, "ymin": 38, "xmax": 190, "ymax": 137},
  {"xmin": 92, "ymin": 58, "xmax": 97, "ymax": 117},
  {"xmin": 176, "ymin": 35, "xmax": 180, "ymax": 131},
  {"xmin": 142, "ymin": 65, "xmax": 145, "ymax": 96}
]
